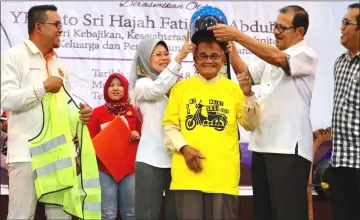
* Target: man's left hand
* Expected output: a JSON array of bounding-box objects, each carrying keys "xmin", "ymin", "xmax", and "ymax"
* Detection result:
[
  {"xmin": 79, "ymin": 103, "xmax": 92, "ymax": 125},
  {"xmin": 208, "ymin": 24, "xmax": 241, "ymax": 42}
]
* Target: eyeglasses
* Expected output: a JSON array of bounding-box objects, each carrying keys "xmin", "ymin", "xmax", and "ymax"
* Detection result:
[
  {"xmin": 196, "ymin": 52, "xmax": 224, "ymax": 61},
  {"xmin": 273, "ymin": 22, "xmax": 295, "ymax": 33},
  {"xmin": 39, "ymin": 22, "xmax": 63, "ymax": 30},
  {"xmin": 152, "ymin": 52, "xmax": 170, "ymax": 58},
  {"xmin": 341, "ymin": 19, "xmax": 358, "ymax": 28}
]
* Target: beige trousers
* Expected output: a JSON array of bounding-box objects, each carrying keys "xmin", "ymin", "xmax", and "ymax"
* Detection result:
[
  {"xmin": 7, "ymin": 162, "xmax": 71, "ymax": 220},
  {"xmin": 174, "ymin": 190, "xmax": 239, "ymax": 220}
]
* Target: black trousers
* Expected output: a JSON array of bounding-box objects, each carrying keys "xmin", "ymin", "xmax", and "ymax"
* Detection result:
[
  {"xmin": 330, "ymin": 166, "xmax": 360, "ymax": 220},
  {"xmin": 251, "ymin": 152, "xmax": 311, "ymax": 220}
]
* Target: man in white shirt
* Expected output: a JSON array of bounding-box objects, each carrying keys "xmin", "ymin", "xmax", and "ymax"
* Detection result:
[
  {"xmin": 209, "ymin": 5, "xmax": 318, "ymax": 220},
  {"xmin": 1, "ymin": 5, "xmax": 92, "ymax": 219}
]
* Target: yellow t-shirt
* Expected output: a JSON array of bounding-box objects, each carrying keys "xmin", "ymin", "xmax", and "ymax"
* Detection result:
[{"xmin": 163, "ymin": 75, "xmax": 247, "ymax": 195}]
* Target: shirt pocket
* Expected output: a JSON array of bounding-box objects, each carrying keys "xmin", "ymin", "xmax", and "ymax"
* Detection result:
[{"xmin": 344, "ymin": 74, "xmax": 360, "ymax": 111}]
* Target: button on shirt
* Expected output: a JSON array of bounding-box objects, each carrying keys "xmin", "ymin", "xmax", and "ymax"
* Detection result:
[
  {"xmin": 248, "ymin": 41, "xmax": 318, "ymax": 161},
  {"xmin": 1, "ymin": 39, "xmax": 71, "ymax": 163},
  {"xmin": 131, "ymin": 61, "xmax": 181, "ymax": 168},
  {"xmin": 331, "ymin": 52, "xmax": 360, "ymax": 168}
]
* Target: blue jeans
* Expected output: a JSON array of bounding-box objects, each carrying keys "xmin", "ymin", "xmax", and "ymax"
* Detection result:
[{"xmin": 99, "ymin": 171, "xmax": 135, "ymax": 220}]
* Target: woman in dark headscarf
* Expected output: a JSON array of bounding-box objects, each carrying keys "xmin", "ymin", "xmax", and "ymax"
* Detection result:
[
  {"xmin": 88, "ymin": 73, "xmax": 141, "ymax": 220},
  {"xmin": 129, "ymin": 36, "xmax": 195, "ymax": 219}
]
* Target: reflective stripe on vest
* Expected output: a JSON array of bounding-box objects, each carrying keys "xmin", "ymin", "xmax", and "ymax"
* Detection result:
[
  {"xmin": 84, "ymin": 202, "xmax": 101, "ymax": 212},
  {"xmin": 30, "ymin": 135, "xmax": 66, "ymax": 157},
  {"xmin": 83, "ymin": 178, "xmax": 100, "ymax": 188},
  {"xmin": 33, "ymin": 157, "xmax": 72, "ymax": 180}
]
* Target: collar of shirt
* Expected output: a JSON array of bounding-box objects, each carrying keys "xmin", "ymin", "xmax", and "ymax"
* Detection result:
[
  {"xmin": 24, "ymin": 39, "xmax": 58, "ymax": 61},
  {"xmin": 344, "ymin": 51, "xmax": 360, "ymax": 62},
  {"xmin": 283, "ymin": 40, "xmax": 307, "ymax": 53},
  {"xmin": 196, "ymin": 72, "xmax": 221, "ymax": 83}
]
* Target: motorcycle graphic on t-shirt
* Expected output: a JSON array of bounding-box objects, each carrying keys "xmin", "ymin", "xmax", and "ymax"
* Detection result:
[{"xmin": 185, "ymin": 99, "xmax": 228, "ymax": 131}]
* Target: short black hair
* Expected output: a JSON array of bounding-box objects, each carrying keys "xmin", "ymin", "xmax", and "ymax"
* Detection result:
[
  {"xmin": 348, "ymin": 3, "xmax": 360, "ymax": 24},
  {"xmin": 194, "ymin": 30, "xmax": 227, "ymax": 53},
  {"xmin": 279, "ymin": 5, "xmax": 309, "ymax": 36},
  {"xmin": 28, "ymin": 5, "xmax": 57, "ymax": 35}
]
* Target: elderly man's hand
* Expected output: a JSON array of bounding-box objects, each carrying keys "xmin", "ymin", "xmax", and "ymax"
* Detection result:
[
  {"xmin": 237, "ymin": 72, "xmax": 253, "ymax": 96},
  {"xmin": 208, "ymin": 24, "xmax": 241, "ymax": 42},
  {"xmin": 180, "ymin": 145, "xmax": 205, "ymax": 173},
  {"xmin": 79, "ymin": 103, "xmax": 92, "ymax": 125}
]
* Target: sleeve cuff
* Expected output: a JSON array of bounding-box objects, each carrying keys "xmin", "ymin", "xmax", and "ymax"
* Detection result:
[
  {"xmin": 283, "ymin": 53, "xmax": 291, "ymax": 76},
  {"xmin": 166, "ymin": 60, "xmax": 182, "ymax": 77},
  {"xmin": 175, "ymin": 141, "xmax": 188, "ymax": 152},
  {"xmin": 244, "ymin": 94, "xmax": 257, "ymax": 107},
  {"xmin": 163, "ymin": 124, "xmax": 187, "ymax": 152},
  {"xmin": 247, "ymin": 67, "xmax": 256, "ymax": 85},
  {"xmin": 34, "ymin": 82, "xmax": 46, "ymax": 100}
]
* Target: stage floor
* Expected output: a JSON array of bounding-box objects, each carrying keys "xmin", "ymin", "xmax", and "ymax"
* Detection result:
[
  {"xmin": 0, "ymin": 164, "xmax": 332, "ymax": 220},
  {"xmin": 0, "ymin": 193, "xmax": 332, "ymax": 220}
]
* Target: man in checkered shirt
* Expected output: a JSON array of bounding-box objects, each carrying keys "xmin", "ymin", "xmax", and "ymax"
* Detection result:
[{"xmin": 330, "ymin": 3, "xmax": 360, "ymax": 220}]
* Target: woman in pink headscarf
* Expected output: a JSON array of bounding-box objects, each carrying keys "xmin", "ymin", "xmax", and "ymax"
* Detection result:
[{"xmin": 88, "ymin": 73, "xmax": 141, "ymax": 220}]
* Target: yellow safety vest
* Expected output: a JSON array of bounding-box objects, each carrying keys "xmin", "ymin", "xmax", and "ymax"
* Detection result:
[{"xmin": 28, "ymin": 87, "xmax": 101, "ymax": 219}]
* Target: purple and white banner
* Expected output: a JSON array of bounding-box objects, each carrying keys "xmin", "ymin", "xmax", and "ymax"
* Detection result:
[{"xmin": 0, "ymin": 1, "xmax": 350, "ymax": 191}]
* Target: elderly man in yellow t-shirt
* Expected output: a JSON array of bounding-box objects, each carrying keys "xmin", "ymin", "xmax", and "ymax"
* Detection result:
[{"xmin": 162, "ymin": 31, "xmax": 260, "ymax": 220}]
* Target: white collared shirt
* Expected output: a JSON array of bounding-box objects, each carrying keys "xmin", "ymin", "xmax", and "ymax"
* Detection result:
[
  {"xmin": 132, "ymin": 61, "xmax": 182, "ymax": 168},
  {"xmin": 1, "ymin": 39, "xmax": 70, "ymax": 163},
  {"xmin": 248, "ymin": 40, "xmax": 318, "ymax": 161}
]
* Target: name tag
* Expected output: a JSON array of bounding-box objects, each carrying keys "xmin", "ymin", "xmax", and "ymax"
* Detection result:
[{"xmin": 29, "ymin": 67, "xmax": 41, "ymax": 71}]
